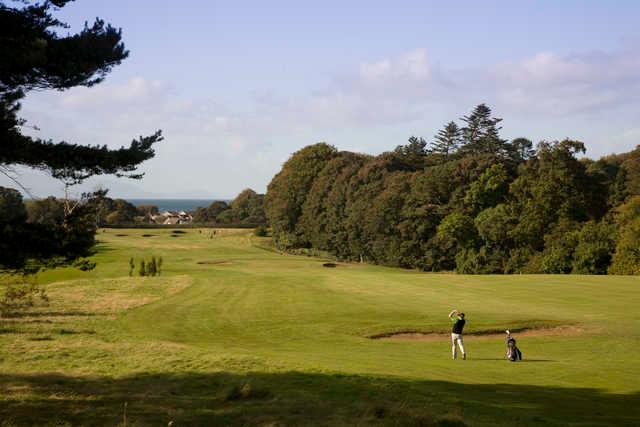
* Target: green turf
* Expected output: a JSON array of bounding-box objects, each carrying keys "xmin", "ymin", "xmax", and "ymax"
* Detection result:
[{"xmin": 1, "ymin": 228, "xmax": 639, "ymax": 426}]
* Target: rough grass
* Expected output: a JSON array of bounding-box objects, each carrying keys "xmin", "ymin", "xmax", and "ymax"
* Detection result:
[{"xmin": 0, "ymin": 228, "xmax": 639, "ymax": 426}]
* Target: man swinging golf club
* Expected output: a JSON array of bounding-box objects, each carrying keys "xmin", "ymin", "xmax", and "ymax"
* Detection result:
[{"xmin": 449, "ymin": 309, "xmax": 466, "ymax": 360}]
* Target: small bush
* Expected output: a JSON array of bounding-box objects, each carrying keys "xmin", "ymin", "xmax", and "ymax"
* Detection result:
[
  {"xmin": 73, "ymin": 258, "xmax": 96, "ymax": 271},
  {"xmin": 0, "ymin": 276, "xmax": 48, "ymax": 317},
  {"xmin": 130, "ymin": 256, "xmax": 163, "ymax": 277},
  {"xmin": 254, "ymin": 225, "xmax": 268, "ymax": 237},
  {"xmin": 149, "ymin": 257, "xmax": 156, "ymax": 276}
]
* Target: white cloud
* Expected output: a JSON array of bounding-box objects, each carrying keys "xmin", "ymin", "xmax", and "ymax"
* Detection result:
[
  {"xmin": 7, "ymin": 43, "xmax": 640, "ymax": 198},
  {"xmin": 359, "ymin": 49, "xmax": 430, "ymax": 83},
  {"xmin": 489, "ymin": 44, "xmax": 640, "ymax": 114},
  {"xmin": 59, "ymin": 77, "xmax": 169, "ymax": 110}
]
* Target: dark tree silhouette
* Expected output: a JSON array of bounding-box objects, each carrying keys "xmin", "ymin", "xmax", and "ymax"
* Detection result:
[
  {"xmin": 0, "ymin": 1, "xmax": 162, "ymax": 184},
  {"xmin": 0, "ymin": 1, "xmax": 162, "ymax": 270}
]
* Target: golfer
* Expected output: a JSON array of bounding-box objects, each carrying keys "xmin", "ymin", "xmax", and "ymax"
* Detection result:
[{"xmin": 448, "ymin": 309, "xmax": 466, "ymax": 360}]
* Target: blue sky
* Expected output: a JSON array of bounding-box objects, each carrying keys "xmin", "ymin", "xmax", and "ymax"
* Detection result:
[{"xmin": 5, "ymin": 0, "xmax": 640, "ymax": 198}]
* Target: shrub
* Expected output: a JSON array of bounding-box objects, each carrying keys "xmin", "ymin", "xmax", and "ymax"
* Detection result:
[
  {"xmin": 131, "ymin": 256, "xmax": 164, "ymax": 277},
  {"xmin": 254, "ymin": 225, "xmax": 268, "ymax": 237},
  {"xmin": 0, "ymin": 275, "xmax": 48, "ymax": 317},
  {"xmin": 148, "ymin": 256, "xmax": 157, "ymax": 276}
]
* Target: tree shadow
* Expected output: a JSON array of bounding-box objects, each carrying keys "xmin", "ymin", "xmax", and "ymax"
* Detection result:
[
  {"xmin": 93, "ymin": 241, "xmax": 116, "ymax": 253},
  {"xmin": 4, "ymin": 310, "xmax": 97, "ymax": 318},
  {"xmin": 470, "ymin": 358, "xmax": 554, "ymax": 362},
  {"xmin": 0, "ymin": 371, "xmax": 637, "ymax": 426}
]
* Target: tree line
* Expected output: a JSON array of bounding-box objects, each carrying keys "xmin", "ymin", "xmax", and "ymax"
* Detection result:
[
  {"xmin": 193, "ymin": 189, "xmax": 267, "ymax": 226},
  {"xmin": 265, "ymin": 104, "xmax": 640, "ymax": 275}
]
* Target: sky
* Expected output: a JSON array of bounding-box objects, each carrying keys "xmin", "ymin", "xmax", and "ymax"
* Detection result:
[{"xmin": 4, "ymin": 0, "xmax": 640, "ymax": 199}]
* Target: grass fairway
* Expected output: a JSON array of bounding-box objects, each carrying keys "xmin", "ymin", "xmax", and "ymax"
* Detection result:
[{"xmin": 1, "ymin": 228, "xmax": 639, "ymax": 426}]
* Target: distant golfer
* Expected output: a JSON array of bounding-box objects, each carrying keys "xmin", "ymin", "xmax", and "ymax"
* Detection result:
[{"xmin": 448, "ymin": 309, "xmax": 466, "ymax": 360}]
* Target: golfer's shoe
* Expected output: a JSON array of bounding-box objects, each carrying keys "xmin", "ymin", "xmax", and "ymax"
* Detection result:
[{"xmin": 462, "ymin": 353, "xmax": 466, "ymax": 360}]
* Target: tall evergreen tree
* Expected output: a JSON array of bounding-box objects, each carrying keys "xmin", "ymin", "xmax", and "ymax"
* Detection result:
[
  {"xmin": 459, "ymin": 104, "xmax": 506, "ymax": 155},
  {"xmin": 430, "ymin": 121, "xmax": 462, "ymax": 161},
  {"xmin": 1, "ymin": 1, "xmax": 163, "ymax": 184},
  {"xmin": 509, "ymin": 137, "xmax": 535, "ymax": 162},
  {"xmin": 0, "ymin": 1, "xmax": 162, "ymax": 270},
  {"xmin": 393, "ymin": 136, "xmax": 429, "ymax": 170}
]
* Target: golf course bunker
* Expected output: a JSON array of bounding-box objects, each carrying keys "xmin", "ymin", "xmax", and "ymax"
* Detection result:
[
  {"xmin": 322, "ymin": 262, "xmax": 351, "ymax": 268},
  {"xmin": 141, "ymin": 234, "xmax": 157, "ymax": 237},
  {"xmin": 370, "ymin": 325, "xmax": 583, "ymax": 341}
]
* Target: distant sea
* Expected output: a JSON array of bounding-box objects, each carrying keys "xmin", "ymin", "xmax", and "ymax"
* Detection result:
[{"xmin": 126, "ymin": 199, "xmax": 222, "ymax": 212}]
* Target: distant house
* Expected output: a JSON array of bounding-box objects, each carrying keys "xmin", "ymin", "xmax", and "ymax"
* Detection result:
[
  {"xmin": 163, "ymin": 216, "xmax": 180, "ymax": 225},
  {"xmin": 152, "ymin": 210, "xmax": 193, "ymax": 225}
]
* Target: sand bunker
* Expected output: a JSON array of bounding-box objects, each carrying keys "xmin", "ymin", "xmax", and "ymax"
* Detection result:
[
  {"xmin": 322, "ymin": 262, "xmax": 352, "ymax": 268},
  {"xmin": 370, "ymin": 325, "xmax": 583, "ymax": 341}
]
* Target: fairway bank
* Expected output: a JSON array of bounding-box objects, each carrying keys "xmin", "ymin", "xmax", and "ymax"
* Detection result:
[
  {"xmin": 369, "ymin": 325, "xmax": 585, "ymax": 341},
  {"xmin": 1, "ymin": 228, "xmax": 639, "ymax": 426}
]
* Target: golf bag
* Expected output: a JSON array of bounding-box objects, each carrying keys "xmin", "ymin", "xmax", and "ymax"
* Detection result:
[{"xmin": 506, "ymin": 337, "xmax": 522, "ymax": 361}]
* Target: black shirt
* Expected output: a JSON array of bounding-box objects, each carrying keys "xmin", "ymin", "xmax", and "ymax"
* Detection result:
[{"xmin": 452, "ymin": 318, "xmax": 466, "ymax": 334}]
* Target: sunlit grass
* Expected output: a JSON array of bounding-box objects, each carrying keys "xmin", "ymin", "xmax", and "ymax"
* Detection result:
[{"xmin": 1, "ymin": 228, "xmax": 639, "ymax": 426}]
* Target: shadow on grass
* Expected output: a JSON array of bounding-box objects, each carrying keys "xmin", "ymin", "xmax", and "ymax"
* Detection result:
[
  {"xmin": 0, "ymin": 371, "xmax": 637, "ymax": 426},
  {"xmin": 93, "ymin": 241, "xmax": 117, "ymax": 253},
  {"xmin": 4, "ymin": 310, "xmax": 97, "ymax": 318},
  {"xmin": 470, "ymin": 358, "xmax": 553, "ymax": 362}
]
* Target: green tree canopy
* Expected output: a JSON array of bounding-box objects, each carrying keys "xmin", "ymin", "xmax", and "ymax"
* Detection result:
[
  {"xmin": 265, "ymin": 143, "xmax": 338, "ymax": 248},
  {"xmin": 0, "ymin": 1, "xmax": 162, "ymax": 270},
  {"xmin": 264, "ymin": 105, "xmax": 640, "ymax": 275}
]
